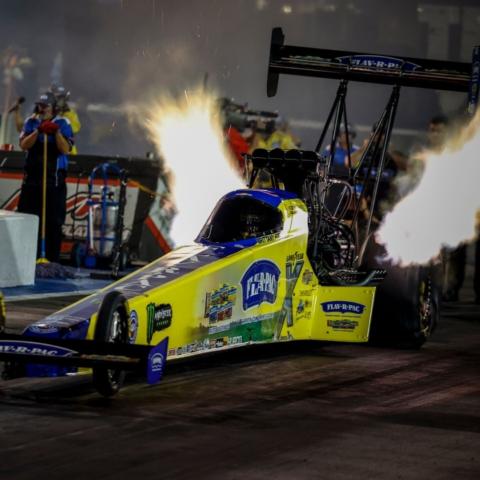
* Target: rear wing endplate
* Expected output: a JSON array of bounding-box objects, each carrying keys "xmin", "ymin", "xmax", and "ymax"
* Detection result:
[{"xmin": 267, "ymin": 27, "xmax": 472, "ymax": 97}]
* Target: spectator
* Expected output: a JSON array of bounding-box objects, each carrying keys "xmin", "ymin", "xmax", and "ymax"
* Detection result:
[
  {"xmin": 17, "ymin": 92, "xmax": 74, "ymax": 262},
  {"xmin": 248, "ymin": 118, "xmax": 275, "ymax": 152},
  {"xmin": 51, "ymin": 85, "xmax": 81, "ymax": 154},
  {"xmin": 265, "ymin": 118, "xmax": 300, "ymax": 150},
  {"xmin": 349, "ymin": 122, "xmax": 402, "ymax": 223}
]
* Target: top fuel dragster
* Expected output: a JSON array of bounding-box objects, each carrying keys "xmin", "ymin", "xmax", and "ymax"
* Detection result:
[{"xmin": 0, "ymin": 29, "xmax": 477, "ymax": 396}]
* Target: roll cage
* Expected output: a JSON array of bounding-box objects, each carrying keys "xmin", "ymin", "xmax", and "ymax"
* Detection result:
[{"xmin": 245, "ymin": 28, "xmax": 479, "ymax": 283}]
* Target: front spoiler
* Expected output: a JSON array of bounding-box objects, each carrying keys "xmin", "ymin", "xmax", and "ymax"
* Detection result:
[{"xmin": 0, "ymin": 334, "xmax": 168, "ymax": 385}]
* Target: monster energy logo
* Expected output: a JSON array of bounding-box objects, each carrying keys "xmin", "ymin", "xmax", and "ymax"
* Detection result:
[{"xmin": 146, "ymin": 303, "xmax": 172, "ymax": 344}]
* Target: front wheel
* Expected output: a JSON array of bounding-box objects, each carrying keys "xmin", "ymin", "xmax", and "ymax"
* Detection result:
[{"xmin": 92, "ymin": 291, "xmax": 129, "ymax": 396}]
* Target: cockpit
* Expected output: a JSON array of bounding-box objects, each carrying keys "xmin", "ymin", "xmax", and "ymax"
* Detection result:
[{"xmin": 197, "ymin": 193, "xmax": 284, "ymax": 243}]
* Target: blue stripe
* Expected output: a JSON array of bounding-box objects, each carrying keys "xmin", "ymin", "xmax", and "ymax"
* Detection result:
[
  {"xmin": 223, "ymin": 189, "xmax": 297, "ymax": 208},
  {"xmin": 28, "ymin": 244, "xmax": 241, "ymax": 334}
]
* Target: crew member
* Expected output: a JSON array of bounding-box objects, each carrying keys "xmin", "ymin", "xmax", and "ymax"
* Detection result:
[
  {"xmin": 265, "ymin": 118, "xmax": 299, "ymax": 151},
  {"xmin": 225, "ymin": 125, "xmax": 250, "ymax": 176},
  {"xmin": 219, "ymin": 97, "xmax": 250, "ymax": 176},
  {"xmin": 323, "ymin": 122, "xmax": 359, "ymax": 176},
  {"xmin": 51, "ymin": 85, "xmax": 81, "ymax": 154},
  {"xmin": 17, "ymin": 92, "xmax": 74, "ymax": 262},
  {"xmin": 349, "ymin": 122, "xmax": 401, "ymax": 224}
]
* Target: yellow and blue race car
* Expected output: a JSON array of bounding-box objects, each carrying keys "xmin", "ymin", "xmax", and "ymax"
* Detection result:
[
  {"xmin": 0, "ymin": 147, "xmax": 428, "ymax": 397},
  {"xmin": 4, "ymin": 25, "xmax": 468, "ymax": 395}
]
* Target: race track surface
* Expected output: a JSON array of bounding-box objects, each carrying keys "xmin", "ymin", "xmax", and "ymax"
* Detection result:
[{"xmin": 1, "ymin": 296, "xmax": 479, "ymax": 480}]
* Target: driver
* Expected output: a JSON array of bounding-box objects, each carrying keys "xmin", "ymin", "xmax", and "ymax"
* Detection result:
[{"xmin": 238, "ymin": 212, "xmax": 262, "ymax": 239}]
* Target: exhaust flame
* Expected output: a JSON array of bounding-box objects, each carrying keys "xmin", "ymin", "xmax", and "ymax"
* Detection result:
[
  {"xmin": 376, "ymin": 110, "xmax": 480, "ymax": 266},
  {"xmin": 145, "ymin": 88, "xmax": 243, "ymax": 247}
]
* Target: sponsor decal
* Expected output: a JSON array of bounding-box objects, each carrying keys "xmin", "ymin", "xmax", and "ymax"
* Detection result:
[
  {"xmin": 241, "ymin": 260, "xmax": 280, "ymax": 310},
  {"xmin": 297, "ymin": 297, "xmax": 312, "ymax": 321},
  {"xmin": 257, "ymin": 232, "xmax": 280, "ymax": 244},
  {"xmin": 146, "ymin": 303, "xmax": 172, "ymax": 344},
  {"xmin": 302, "ymin": 269, "xmax": 314, "ymax": 285},
  {"xmin": 147, "ymin": 336, "xmax": 168, "ymax": 384},
  {"xmin": 66, "ymin": 192, "xmax": 101, "ymax": 220},
  {"xmin": 299, "ymin": 289, "xmax": 314, "ymax": 297},
  {"xmin": 327, "ymin": 319, "xmax": 358, "ymax": 330},
  {"xmin": 297, "ymin": 300, "xmax": 305, "ymax": 314},
  {"xmin": 207, "ymin": 311, "xmax": 279, "ymax": 335},
  {"xmin": 321, "ymin": 301, "xmax": 366, "ymax": 315},
  {"xmin": 337, "ymin": 55, "xmax": 420, "ymax": 71},
  {"xmin": 283, "ymin": 252, "xmax": 304, "ymax": 327},
  {"xmin": 150, "ymin": 352, "xmax": 164, "ymax": 372},
  {"xmin": 128, "ymin": 310, "xmax": 138, "ymax": 344},
  {"xmin": 0, "ymin": 340, "xmax": 76, "ymax": 357},
  {"xmin": 28, "ymin": 324, "xmax": 60, "ymax": 335},
  {"xmin": 0, "ymin": 188, "xmax": 21, "ymax": 211},
  {"xmin": 272, "ymin": 252, "xmax": 305, "ymax": 339},
  {"xmin": 228, "ymin": 335, "xmax": 243, "ymax": 345},
  {"xmin": 172, "ymin": 335, "xmax": 245, "ymax": 357},
  {"xmin": 204, "ymin": 283, "xmax": 237, "ymax": 324}
]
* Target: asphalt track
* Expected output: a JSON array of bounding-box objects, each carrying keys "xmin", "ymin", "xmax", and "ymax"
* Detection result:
[{"xmin": 1, "ymin": 295, "xmax": 479, "ymax": 479}]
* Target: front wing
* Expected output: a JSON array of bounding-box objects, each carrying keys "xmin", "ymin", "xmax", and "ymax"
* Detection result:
[{"xmin": 0, "ymin": 334, "xmax": 169, "ymax": 385}]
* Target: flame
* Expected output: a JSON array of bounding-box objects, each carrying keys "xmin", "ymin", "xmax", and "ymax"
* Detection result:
[
  {"xmin": 145, "ymin": 88, "xmax": 244, "ymax": 246},
  {"xmin": 376, "ymin": 110, "xmax": 480, "ymax": 266}
]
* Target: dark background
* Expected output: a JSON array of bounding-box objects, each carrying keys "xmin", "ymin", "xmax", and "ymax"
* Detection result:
[{"xmin": 1, "ymin": 0, "xmax": 479, "ymax": 156}]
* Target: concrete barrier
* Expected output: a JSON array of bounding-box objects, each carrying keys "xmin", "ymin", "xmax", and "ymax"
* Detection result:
[{"xmin": 0, "ymin": 210, "xmax": 38, "ymax": 287}]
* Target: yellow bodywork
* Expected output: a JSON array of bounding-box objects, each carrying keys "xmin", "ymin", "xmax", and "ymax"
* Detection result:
[{"xmin": 79, "ymin": 195, "xmax": 376, "ymax": 360}]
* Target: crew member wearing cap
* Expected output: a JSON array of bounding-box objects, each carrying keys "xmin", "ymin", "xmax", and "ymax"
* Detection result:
[
  {"xmin": 17, "ymin": 92, "xmax": 74, "ymax": 262},
  {"xmin": 51, "ymin": 85, "xmax": 81, "ymax": 154}
]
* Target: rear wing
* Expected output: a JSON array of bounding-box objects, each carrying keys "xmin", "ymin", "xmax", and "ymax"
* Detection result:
[{"xmin": 267, "ymin": 27, "xmax": 473, "ymax": 97}]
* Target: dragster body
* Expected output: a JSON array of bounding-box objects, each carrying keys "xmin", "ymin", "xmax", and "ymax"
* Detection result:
[
  {"xmin": 1, "ymin": 188, "xmax": 379, "ymax": 395},
  {"xmin": 2, "ymin": 24, "xmax": 468, "ymax": 395}
]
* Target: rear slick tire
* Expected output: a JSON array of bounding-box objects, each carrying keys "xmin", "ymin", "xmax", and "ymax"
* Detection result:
[
  {"xmin": 92, "ymin": 290, "xmax": 129, "ymax": 396},
  {"xmin": 363, "ymin": 238, "xmax": 439, "ymax": 348}
]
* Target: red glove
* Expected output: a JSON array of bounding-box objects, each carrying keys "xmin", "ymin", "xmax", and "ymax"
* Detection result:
[{"xmin": 38, "ymin": 121, "xmax": 60, "ymax": 135}]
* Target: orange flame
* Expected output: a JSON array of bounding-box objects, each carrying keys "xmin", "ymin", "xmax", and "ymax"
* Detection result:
[
  {"xmin": 144, "ymin": 88, "xmax": 244, "ymax": 246},
  {"xmin": 376, "ymin": 110, "xmax": 480, "ymax": 266}
]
